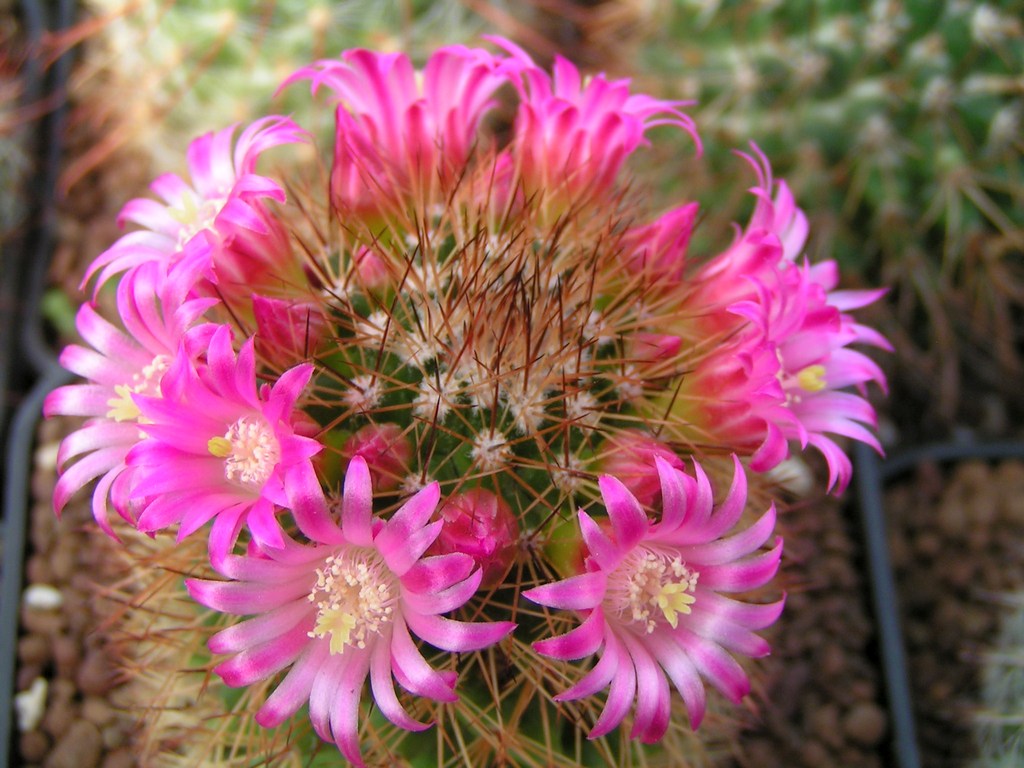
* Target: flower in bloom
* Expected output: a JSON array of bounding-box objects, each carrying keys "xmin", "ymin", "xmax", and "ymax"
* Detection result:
[
  {"xmin": 126, "ymin": 325, "xmax": 324, "ymax": 561},
  {"xmin": 731, "ymin": 259, "xmax": 889, "ymax": 491},
  {"xmin": 431, "ymin": 488, "xmax": 519, "ymax": 589},
  {"xmin": 83, "ymin": 116, "xmax": 305, "ymax": 292},
  {"xmin": 669, "ymin": 148, "xmax": 888, "ymax": 490},
  {"xmin": 286, "ymin": 45, "xmax": 509, "ymax": 216},
  {"xmin": 185, "ymin": 457, "xmax": 515, "ymax": 766},
  {"xmin": 44, "ymin": 261, "xmax": 216, "ymax": 537},
  {"xmin": 524, "ymin": 456, "xmax": 783, "ymax": 742},
  {"xmin": 493, "ymin": 36, "xmax": 700, "ymax": 208}
]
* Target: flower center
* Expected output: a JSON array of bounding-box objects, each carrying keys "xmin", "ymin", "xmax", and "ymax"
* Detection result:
[
  {"xmin": 795, "ymin": 364, "xmax": 827, "ymax": 393},
  {"xmin": 106, "ymin": 354, "xmax": 171, "ymax": 422},
  {"xmin": 608, "ymin": 549, "xmax": 698, "ymax": 633},
  {"xmin": 170, "ymin": 193, "xmax": 226, "ymax": 249},
  {"xmin": 207, "ymin": 415, "xmax": 281, "ymax": 488},
  {"xmin": 307, "ymin": 549, "xmax": 396, "ymax": 654}
]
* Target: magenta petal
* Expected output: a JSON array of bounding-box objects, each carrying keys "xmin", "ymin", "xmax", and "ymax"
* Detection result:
[
  {"xmin": 522, "ymin": 571, "xmax": 606, "ymax": 611},
  {"xmin": 588, "ymin": 632, "xmax": 637, "ymax": 739},
  {"xmin": 212, "ymin": 619, "xmax": 310, "ymax": 688},
  {"xmin": 409, "ymin": 568, "xmax": 482, "ymax": 615},
  {"xmin": 697, "ymin": 537, "xmax": 782, "ymax": 591},
  {"xmin": 646, "ymin": 630, "xmax": 707, "ymax": 729},
  {"xmin": 653, "ymin": 456, "xmax": 688, "ymax": 531},
  {"xmin": 375, "ymin": 482, "xmax": 442, "ymax": 574},
  {"xmin": 404, "ymin": 611, "xmax": 514, "ymax": 653},
  {"xmin": 578, "ymin": 510, "xmax": 618, "ymax": 571},
  {"xmin": 309, "ymin": 652, "xmax": 350, "ymax": 743},
  {"xmin": 185, "ymin": 575, "xmax": 312, "ymax": 614},
  {"xmin": 533, "ymin": 607, "xmax": 606, "ymax": 661},
  {"xmin": 331, "ymin": 651, "xmax": 371, "ymax": 768},
  {"xmin": 401, "ymin": 553, "xmax": 475, "ymax": 594},
  {"xmin": 678, "ymin": 504, "xmax": 776, "ymax": 565},
  {"xmin": 256, "ymin": 641, "xmax": 330, "ymax": 728},
  {"xmin": 342, "ymin": 455, "xmax": 374, "ymax": 546},
  {"xmin": 556, "ymin": 636, "xmax": 618, "ymax": 701},
  {"xmin": 390, "ymin": 617, "xmax": 457, "ymax": 702},
  {"xmin": 621, "ymin": 632, "xmax": 670, "ymax": 743},
  {"xmin": 287, "ymin": 463, "xmax": 345, "ymax": 546},
  {"xmin": 208, "ymin": 599, "xmax": 312, "ymax": 654},
  {"xmin": 679, "ymin": 631, "xmax": 750, "ymax": 704},
  {"xmin": 369, "ymin": 639, "xmax": 431, "ymax": 732},
  {"xmin": 599, "ymin": 474, "xmax": 648, "ymax": 550}
]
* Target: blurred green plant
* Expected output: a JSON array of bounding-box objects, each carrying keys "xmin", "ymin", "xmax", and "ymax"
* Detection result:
[{"xmin": 975, "ymin": 591, "xmax": 1024, "ymax": 767}]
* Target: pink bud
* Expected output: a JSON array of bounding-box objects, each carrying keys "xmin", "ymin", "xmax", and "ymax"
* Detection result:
[
  {"xmin": 342, "ymin": 423, "xmax": 412, "ymax": 491},
  {"xmin": 433, "ymin": 488, "xmax": 518, "ymax": 590},
  {"xmin": 600, "ymin": 430, "xmax": 684, "ymax": 506},
  {"xmin": 252, "ymin": 295, "xmax": 325, "ymax": 368},
  {"xmin": 353, "ymin": 246, "xmax": 391, "ymax": 291}
]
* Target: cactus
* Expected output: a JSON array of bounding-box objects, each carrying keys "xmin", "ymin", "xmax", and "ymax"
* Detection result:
[
  {"xmin": 599, "ymin": 0, "xmax": 1024, "ymax": 427},
  {"xmin": 974, "ymin": 591, "xmax": 1024, "ymax": 767},
  {"xmin": 47, "ymin": 19, "xmax": 888, "ymax": 768},
  {"xmin": 65, "ymin": 0, "xmax": 494, "ymax": 188}
]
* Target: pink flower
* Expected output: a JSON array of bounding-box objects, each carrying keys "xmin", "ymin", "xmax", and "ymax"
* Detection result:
[
  {"xmin": 43, "ymin": 262, "xmax": 216, "ymax": 537},
  {"xmin": 126, "ymin": 325, "xmax": 324, "ymax": 561},
  {"xmin": 185, "ymin": 457, "xmax": 515, "ymax": 766},
  {"xmin": 83, "ymin": 116, "xmax": 305, "ymax": 291},
  {"xmin": 432, "ymin": 488, "xmax": 519, "ymax": 590},
  {"xmin": 678, "ymin": 149, "xmax": 888, "ymax": 490},
  {"xmin": 524, "ymin": 456, "xmax": 783, "ymax": 742},
  {"xmin": 492, "ymin": 37, "xmax": 699, "ymax": 207},
  {"xmin": 286, "ymin": 45, "xmax": 509, "ymax": 215},
  {"xmin": 731, "ymin": 260, "xmax": 889, "ymax": 490}
]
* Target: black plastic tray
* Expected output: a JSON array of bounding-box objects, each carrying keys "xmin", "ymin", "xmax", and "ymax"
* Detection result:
[
  {"xmin": 0, "ymin": 1, "xmax": 75, "ymax": 765},
  {"xmin": 854, "ymin": 438, "xmax": 1024, "ymax": 768}
]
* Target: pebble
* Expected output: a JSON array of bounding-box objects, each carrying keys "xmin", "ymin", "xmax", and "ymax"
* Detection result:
[
  {"xmin": 23, "ymin": 584, "xmax": 64, "ymax": 611},
  {"xmin": 14, "ymin": 678, "xmax": 48, "ymax": 731},
  {"xmin": 798, "ymin": 739, "xmax": 832, "ymax": 766},
  {"xmin": 100, "ymin": 749, "xmax": 134, "ymax": 768},
  {"xmin": 41, "ymin": 697, "xmax": 76, "ymax": 741},
  {"xmin": 20, "ymin": 606, "xmax": 65, "ymax": 636},
  {"xmin": 44, "ymin": 720, "xmax": 102, "ymax": 768},
  {"xmin": 843, "ymin": 702, "xmax": 887, "ymax": 747},
  {"xmin": 78, "ymin": 648, "xmax": 117, "ymax": 697},
  {"xmin": 81, "ymin": 698, "xmax": 114, "ymax": 727},
  {"xmin": 18, "ymin": 635, "xmax": 51, "ymax": 667},
  {"xmin": 808, "ymin": 703, "xmax": 843, "ymax": 749},
  {"xmin": 52, "ymin": 634, "xmax": 81, "ymax": 678},
  {"xmin": 19, "ymin": 731, "xmax": 50, "ymax": 763}
]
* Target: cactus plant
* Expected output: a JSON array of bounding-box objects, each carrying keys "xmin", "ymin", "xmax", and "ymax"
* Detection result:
[
  {"xmin": 974, "ymin": 591, "xmax": 1024, "ymax": 767},
  {"xmin": 45, "ymin": 25, "xmax": 889, "ymax": 768}
]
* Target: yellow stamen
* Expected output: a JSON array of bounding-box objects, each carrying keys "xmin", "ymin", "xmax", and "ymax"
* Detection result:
[
  {"xmin": 656, "ymin": 583, "xmax": 697, "ymax": 628},
  {"xmin": 797, "ymin": 364, "xmax": 827, "ymax": 392},
  {"xmin": 207, "ymin": 436, "xmax": 232, "ymax": 457},
  {"xmin": 106, "ymin": 385, "xmax": 141, "ymax": 422}
]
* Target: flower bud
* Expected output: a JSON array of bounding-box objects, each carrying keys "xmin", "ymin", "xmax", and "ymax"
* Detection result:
[{"xmin": 433, "ymin": 488, "xmax": 518, "ymax": 590}]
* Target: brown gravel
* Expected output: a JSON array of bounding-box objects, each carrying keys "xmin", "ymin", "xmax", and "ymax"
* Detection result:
[
  {"xmin": 887, "ymin": 458, "xmax": 1024, "ymax": 768},
  {"xmin": 11, "ymin": 418, "xmax": 134, "ymax": 768}
]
